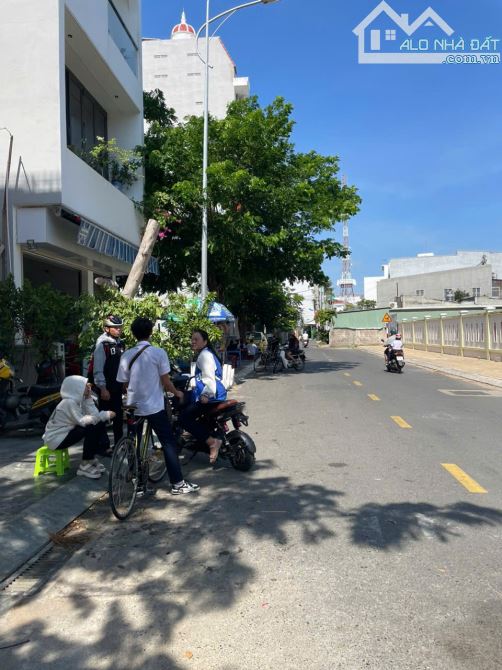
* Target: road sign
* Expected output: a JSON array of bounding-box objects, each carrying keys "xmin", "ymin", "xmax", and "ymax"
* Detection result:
[{"xmin": 382, "ymin": 313, "xmax": 392, "ymax": 323}]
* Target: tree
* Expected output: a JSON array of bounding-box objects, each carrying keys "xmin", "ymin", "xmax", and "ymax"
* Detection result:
[
  {"xmin": 454, "ymin": 289, "xmax": 470, "ymax": 303},
  {"xmin": 357, "ymin": 299, "xmax": 376, "ymax": 310},
  {"xmin": 141, "ymin": 94, "xmax": 361, "ymax": 322}
]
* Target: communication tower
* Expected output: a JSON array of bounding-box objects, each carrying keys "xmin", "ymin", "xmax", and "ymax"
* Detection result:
[{"xmin": 336, "ymin": 176, "xmax": 356, "ymax": 299}]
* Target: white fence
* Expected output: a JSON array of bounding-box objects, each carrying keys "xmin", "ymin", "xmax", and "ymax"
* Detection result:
[{"xmin": 400, "ymin": 310, "xmax": 502, "ymax": 361}]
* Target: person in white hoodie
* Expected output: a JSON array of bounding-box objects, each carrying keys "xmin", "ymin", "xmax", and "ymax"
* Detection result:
[{"xmin": 43, "ymin": 375, "xmax": 115, "ymax": 479}]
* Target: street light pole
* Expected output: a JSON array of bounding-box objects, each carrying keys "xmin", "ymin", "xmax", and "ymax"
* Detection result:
[{"xmin": 197, "ymin": 0, "xmax": 280, "ymax": 301}]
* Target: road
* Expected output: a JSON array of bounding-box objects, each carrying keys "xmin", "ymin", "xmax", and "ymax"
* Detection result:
[{"xmin": 2, "ymin": 345, "xmax": 502, "ymax": 669}]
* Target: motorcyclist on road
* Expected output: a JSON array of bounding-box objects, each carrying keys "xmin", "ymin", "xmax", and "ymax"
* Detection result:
[
  {"xmin": 384, "ymin": 333, "xmax": 403, "ymax": 363},
  {"xmin": 280, "ymin": 332, "xmax": 300, "ymax": 368}
]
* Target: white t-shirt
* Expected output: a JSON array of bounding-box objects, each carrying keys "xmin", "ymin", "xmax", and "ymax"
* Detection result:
[
  {"xmin": 117, "ymin": 341, "xmax": 170, "ymax": 416},
  {"xmin": 391, "ymin": 340, "xmax": 403, "ymax": 351}
]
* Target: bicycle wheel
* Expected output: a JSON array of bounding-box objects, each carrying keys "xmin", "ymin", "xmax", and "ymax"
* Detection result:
[
  {"xmin": 147, "ymin": 433, "xmax": 167, "ymax": 483},
  {"xmin": 273, "ymin": 357, "xmax": 284, "ymax": 374},
  {"xmin": 108, "ymin": 436, "xmax": 138, "ymax": 520}
]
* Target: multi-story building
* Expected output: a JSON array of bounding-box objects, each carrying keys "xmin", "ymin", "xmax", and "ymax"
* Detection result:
[
  {"xmin": 0, "ymin": 0, "xmax": 154, "ymax": 296},
  {"xmin": 142, "ymin": 11, "xmax": 250, "ymax": 121},
  {"xmin": 372, "ymin": 251, "xmax": 502, "ymax": 307}
]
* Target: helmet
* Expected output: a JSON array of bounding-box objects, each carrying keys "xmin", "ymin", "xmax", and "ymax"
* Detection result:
[
  {"xmin": 395, "ymin": 333, "xmax": 402, "ymax": 339},
  {"xmin": 104, "ymin": 315, "xmax": 123, "ymax": 328}
]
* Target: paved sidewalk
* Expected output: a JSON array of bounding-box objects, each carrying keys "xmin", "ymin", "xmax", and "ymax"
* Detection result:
[
  {"xmin": 358, "ymin": 345, "xmax": 502, "ymax": 388},
  {"xmin": 0, "ymin": 360, "xmax": 255, "ymax": 584}
]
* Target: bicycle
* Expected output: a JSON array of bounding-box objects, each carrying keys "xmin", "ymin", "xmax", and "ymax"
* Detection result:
[{"xmin": 108, "ymin": 405, "xmax": 167, "ymax": 520}]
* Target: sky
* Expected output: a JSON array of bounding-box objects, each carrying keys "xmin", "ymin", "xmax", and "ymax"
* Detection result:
[{"xmin": 142, "ymin": 0, "xmax": 502, "ymax": 296}]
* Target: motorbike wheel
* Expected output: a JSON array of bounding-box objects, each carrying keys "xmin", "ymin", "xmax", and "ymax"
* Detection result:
[
  {"xmin": 228, "ymin": 431, "xmax": 256, "ymax": 472},
  {"xmin": 147, "ymin": 434, "xmax": 167, "ymax": 483},
  {"xmin": 293, "ymin": 357, "xmax": 305, "ymax": 371}
]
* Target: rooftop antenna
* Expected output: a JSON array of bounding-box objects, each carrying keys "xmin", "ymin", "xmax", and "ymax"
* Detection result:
[{"xmin": 336, "ymin": 175, "xmax": 356, "ymax": 300}]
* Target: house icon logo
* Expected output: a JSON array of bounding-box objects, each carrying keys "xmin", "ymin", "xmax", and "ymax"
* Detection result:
[{"xmin": 353, "ymin": 1, "xmax": 455, "ymax": 64}]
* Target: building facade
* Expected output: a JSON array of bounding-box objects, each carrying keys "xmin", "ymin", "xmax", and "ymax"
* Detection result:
[
  {"xmin": 374, "ymin": 252, "xmax": 502, "ymax": 307},
  {"xmin": 0, "ymin": 0, "xmax": 151, "ymax": 296},
  {"xmin": 142, "ymin": 12, "xmax": 250, "ymax": 121}
]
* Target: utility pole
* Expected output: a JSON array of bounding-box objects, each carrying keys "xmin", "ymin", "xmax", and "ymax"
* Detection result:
[{"xmin": 1, "ymin": 128, "xmax": 13, "ymax": 280}]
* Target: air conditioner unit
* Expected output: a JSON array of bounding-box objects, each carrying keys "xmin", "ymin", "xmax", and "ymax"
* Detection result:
[{"xmin": 389, "ymin": 302, "xmax": 398, "ymax": 309}]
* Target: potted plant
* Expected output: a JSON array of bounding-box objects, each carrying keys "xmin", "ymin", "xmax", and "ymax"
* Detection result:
[{"xmin": 87, "ymin": 137, "xmax": 142, "ymax": 190}]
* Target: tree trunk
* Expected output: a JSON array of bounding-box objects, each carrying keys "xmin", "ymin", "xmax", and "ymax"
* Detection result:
[{"xmin": 122, "ymin": 218, "xmax": 160, "ymax": 299}]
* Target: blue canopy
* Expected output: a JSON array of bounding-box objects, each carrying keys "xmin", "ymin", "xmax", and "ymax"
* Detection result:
[{"xmin": 207, "ymin": 302, "xmax": 235, "ymax": 322}]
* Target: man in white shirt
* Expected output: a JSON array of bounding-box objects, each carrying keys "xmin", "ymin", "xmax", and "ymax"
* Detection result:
[{"xmin": 117, "ymin": 317, "xmax": 200, "ymax": 495}]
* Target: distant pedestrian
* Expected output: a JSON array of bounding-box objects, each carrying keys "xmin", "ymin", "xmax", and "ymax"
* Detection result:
[{"xmin": 92, "ymin": 315, "xmax": 125, "ymax": 450}]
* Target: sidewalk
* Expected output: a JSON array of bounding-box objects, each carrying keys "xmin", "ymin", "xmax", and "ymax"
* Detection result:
[
  {"xmin": 0, "ymin": 360, "xmax": 255, "ymax": 584},
  {"xmin": 358, "ymin": 345, "xmax": 502, "ymax": 388}
]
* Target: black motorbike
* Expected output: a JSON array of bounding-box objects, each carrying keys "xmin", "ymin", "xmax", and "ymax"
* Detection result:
[
  {"xmin": 0, "ymin": 358, "xmax": 61, "ymax": 433},
  {"xmin": 384, "ymin": 346, "xmax": 405, "ymax": 373},
  {"xmin": 167, "ymin": 374, "xmax": 256, "ymax": 471}
]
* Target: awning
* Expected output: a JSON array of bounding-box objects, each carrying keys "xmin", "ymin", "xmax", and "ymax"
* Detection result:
[{"xmin": 77, "ymin": 220, "xmax": 159, "ymax": 275}]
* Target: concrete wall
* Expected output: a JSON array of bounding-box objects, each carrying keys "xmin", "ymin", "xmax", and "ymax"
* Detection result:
[
  {"xmin": 143, "ymin": 36, "xmax": 244, "ymax": 120},
  {"xmin": 389, "ymin": 251, "xmax": 502, "ymax": 279},
  {"xmin": 377, "ymin": 265, "xmax": 494, "ymax": 307},
  {"xmin": 329, "ymin": 328, "xmax": 386, "ymax": 347}
]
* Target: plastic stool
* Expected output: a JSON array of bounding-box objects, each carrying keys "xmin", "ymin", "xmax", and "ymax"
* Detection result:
[{"xmin": 34, "ymin": 445, "xmax": 70, "ymax": 477}]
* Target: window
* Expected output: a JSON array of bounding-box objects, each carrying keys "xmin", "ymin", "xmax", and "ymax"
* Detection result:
[
  {"xmin": 444, "ymin": 288, "xmax": 454, "ymax": 302},
  {"xmin": 187, "ymin": 52, "xmax": 198, "ymax": 57},
  {"xmin": 416, "ymin": 289, "xmax": 424, "ymax": 296},
  {"xmin": 154, "ymin": 54, "xmax": 168, "ymax": 59},
  {"xmin": 66, "ymin": 70, "xmax": 107, "ymax": 156},
  {"xmin": 154, "ymin": 74, "xmax": 168, "ymax": 78},
  {"xmin": 472, "ymin": 287, "xmax": 481, "ymax": 297},
  {"xmin": 385, "ymin": 29, "xmax": 397, "ymax": 40},
  {"xmin": 492, "ymin": 287, "xmax": 501, "ymax": 298},
  {"xmin": 187, "ymin": 72, "xmax": 201, "ymax": 77},
  {"xmin": 108, "ymin": 0, "xmax": 138, "ymax": 75}
]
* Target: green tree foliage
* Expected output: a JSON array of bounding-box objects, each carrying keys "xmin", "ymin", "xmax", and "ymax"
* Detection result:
[
  {"xmin": 78, "ymin": 287, "xmax": 221, "ymax": 364},
  {"xmin": 315, "ymin": 308, "xmax": 337, "ymax": 328},
  {"xmin": 141, "ymin": 93, "xmax": 361, "ymax": 320},
  {"xmin": 237, "ymin": 282, "xmax": 302, "ymax": 333},
  {"xmin": 357, "ymin": 299, "xmax": 377, "ymax": 310},
  {"xmin": 454, "ymin": 289, "xmax": 470, "ymax": 303},
  {"xmin": 0, "ymin": 276, "xmax": 21, "ymax": 359}
]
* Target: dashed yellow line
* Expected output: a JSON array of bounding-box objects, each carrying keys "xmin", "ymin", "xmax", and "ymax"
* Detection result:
[
  {"xmin": 343, "ymin": 373, "xmax": 351, "ymax": 377},
  {"xmin": 391, "ymin": 416, "xmax": 412, "ymax": 429},
  {"xmin": 441, "ymin": 464, "xmax": 487, "ymax": 493},
  {"xmin": 368, "ymin": 394, "xmax": 380, "ymax": 401},
  {"xmin": 353, "ymin": 381, "xmax": 363, "ymax": 387}
]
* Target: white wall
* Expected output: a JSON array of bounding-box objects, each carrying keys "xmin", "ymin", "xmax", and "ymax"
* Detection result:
[
  {"xmin": 389, "ymin": 251, "xmax": 502, "ymax": 279},
  {"xmin": 143, "ymin": 37, "xmax": 242, "ymax": 120}
]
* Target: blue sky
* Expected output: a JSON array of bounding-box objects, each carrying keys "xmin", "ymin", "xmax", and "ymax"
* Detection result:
[{"xmin": 142, "ymin": 0, "xmax": 502, "ymax": 295}]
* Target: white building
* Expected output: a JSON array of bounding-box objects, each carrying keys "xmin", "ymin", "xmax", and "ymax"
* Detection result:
[
  {"xmin": 364, "ymin": 264, "xmax": 389, "ymax": 301},
  {"xmin": 0, "ymin": 0, "xmax": 153, "ymax": 296},
  {"xmin": 142, "ymin": 12, "xmax": 250, "ymax": 121}
]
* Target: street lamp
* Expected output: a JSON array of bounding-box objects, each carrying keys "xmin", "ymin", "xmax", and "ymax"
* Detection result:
[{"xmin": 196, "ymin": 0, "xmax": 280, "ymax": 300}]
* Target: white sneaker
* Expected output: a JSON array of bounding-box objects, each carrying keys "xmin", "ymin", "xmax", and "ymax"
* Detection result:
[
  {"xmin": 92, "ymin": 458, "xmax": 107, "ymax": 473},
  {"xmin": 77, "ymin": 463, "xmax": 102, "ymax": 479}
]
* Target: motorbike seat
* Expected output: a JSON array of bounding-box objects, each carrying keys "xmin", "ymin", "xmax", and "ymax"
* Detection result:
[
  {"xmin": 204, "ymin": 399, "xmax": 239, "ymax": 415},
  {"xmin": 25, "ymin": 384, "xmax": 61, "ymax": 398}
]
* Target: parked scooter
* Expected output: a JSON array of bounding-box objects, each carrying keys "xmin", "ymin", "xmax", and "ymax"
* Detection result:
[
  {"xmin": 167, "ymin": 373, "xmax": 256, "ymax": 471},
  {"xmin": 0, "ymin": 358, "xmax": 61, "ymax": 432}
]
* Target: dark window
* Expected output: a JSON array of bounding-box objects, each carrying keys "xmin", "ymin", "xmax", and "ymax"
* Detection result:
[{"xmin": 66, "ymin": 69, "xmax": 108, "ymax": 154}]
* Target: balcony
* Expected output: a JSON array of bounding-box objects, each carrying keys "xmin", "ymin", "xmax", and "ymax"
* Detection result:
[{"xmin": 108, "ymin": 0, "xmax": 138, "ymax": 76}]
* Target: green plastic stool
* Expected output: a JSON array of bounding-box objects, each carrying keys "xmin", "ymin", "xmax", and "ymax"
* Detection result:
[{"xmin": 34, "ymin": 445, "xmax": 70, "ymax": 477}]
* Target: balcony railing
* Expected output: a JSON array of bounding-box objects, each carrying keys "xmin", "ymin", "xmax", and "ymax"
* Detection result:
[{"xmin": 108, "ymin": 0, "xmax": 138, "ymax": 76}]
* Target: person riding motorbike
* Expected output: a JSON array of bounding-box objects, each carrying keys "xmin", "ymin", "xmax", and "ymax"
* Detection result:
[
  {"xmin": 179, "ymin": 329, "xmax": 227, "ymax": 465},
  {"xmin": 280, "ymin": 331, "xmax": 300, "ymax": 368},
  {"xmin": 384, "ymin": 333, "xmax": 403, "ymax": 363}
]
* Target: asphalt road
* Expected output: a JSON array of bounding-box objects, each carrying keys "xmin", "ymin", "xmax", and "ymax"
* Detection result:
[{"xmin": 2, "ymin": 345, "xmax": 502, "ymax": 670}]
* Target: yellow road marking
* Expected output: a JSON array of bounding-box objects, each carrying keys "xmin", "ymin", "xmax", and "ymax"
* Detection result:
[
  {"xmin": 353, "ymin": 381, "xmax": 363, "ymax": 387},
  {"xmin": 441, "ymin": 464, "xmax": 487, "ymax": 493},
  {"xmin": 368, "ymin": 394, "xmax": 380, "ymax": 401},
  {"xmin": 343, "ymin": 372, "xmax": 351, "ymax": 377},
  {"xmin": 391, "ymin": 416, "xmax": 412, "ymax": 428}
]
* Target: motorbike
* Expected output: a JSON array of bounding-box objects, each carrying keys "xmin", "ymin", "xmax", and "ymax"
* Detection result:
[
  {"xmin": 273, "ymin": 346, "xmax": 305, "ymax": 373},
  {"xmin": 384, "ymin": 346, "xmax": 405, "ymax": 373},
  {"xmin": 167, "ymin": 373, "xmax": 256, "ymax": 471},
  {"xmin": 0, "ymin": 358, "xmax": 61, "ymax": 433}
]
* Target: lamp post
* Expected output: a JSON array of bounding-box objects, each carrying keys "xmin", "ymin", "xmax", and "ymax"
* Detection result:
[{"xmin": 196, "ymin": 0, "xmax": 280, "ymax": 300}]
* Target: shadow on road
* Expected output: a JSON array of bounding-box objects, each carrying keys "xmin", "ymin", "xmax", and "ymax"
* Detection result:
[
  {"xmin": 0, "ymin": 460, "xmax": 344, "ymax": 669},
  {"xmin": 346, "ymin": 501, "xmax": 502, "ymax": 550}
]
